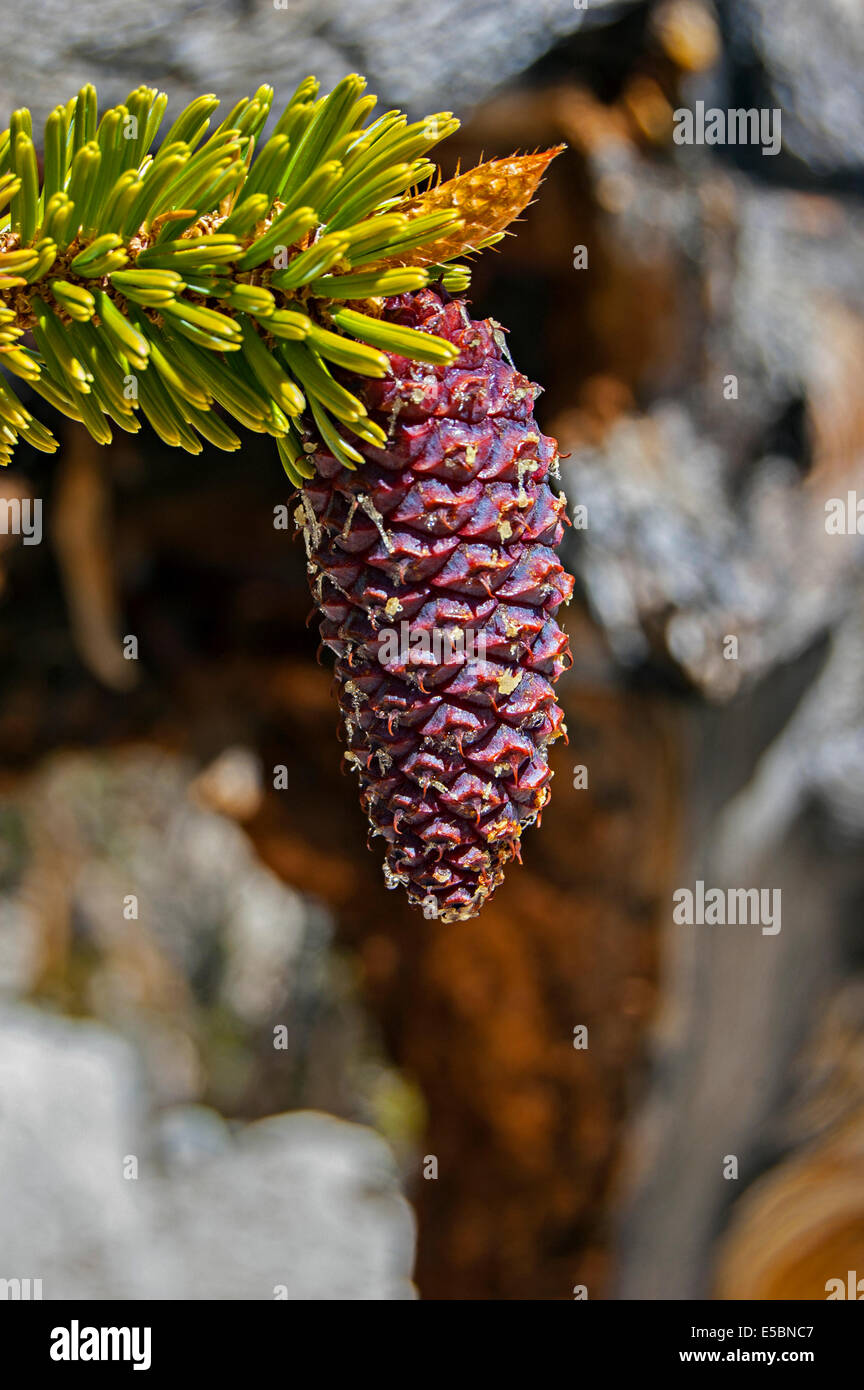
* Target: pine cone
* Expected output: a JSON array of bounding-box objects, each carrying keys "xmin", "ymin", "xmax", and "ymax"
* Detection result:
[{"xmin": 300, "ymin": 289, "xmax": 574, "ymax": 921}]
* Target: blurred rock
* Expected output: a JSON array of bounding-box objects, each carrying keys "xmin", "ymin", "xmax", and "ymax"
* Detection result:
[
  {"xmin": 719, "ymin": 0, "xmax": 864, "ymax": 181},
  {"xmin": 0, "ymin": 747, "xmax": 410, "ymax": 1132},
  {"xmin": 0, "ymin": 0, "xmax": 639, "ymax": 132},
  {"xmin": 0, "ymin": 1005, "xmax": 415, "ymax": 1300},
  {"xmin": 153, "ymin": 1109, "xmax": 415, "ymax": 1300},
  {"xmin": 711, "ymin": 609, "xmax": 864, "ymax": 875},
  {"xmin": 0, "ymin": 1006, "xmax": 144, "ymax": 1299},
  {"xmin": 557, "ymin": 157, "xmax": 864, "ymax": 699}
]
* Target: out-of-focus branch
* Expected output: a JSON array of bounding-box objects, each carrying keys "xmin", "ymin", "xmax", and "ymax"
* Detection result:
[{"xmin": 51, "ymin": 426, "xmax": 138, "ymax": 692}]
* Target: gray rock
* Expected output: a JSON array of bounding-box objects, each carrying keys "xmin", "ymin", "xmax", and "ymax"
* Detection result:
[
  {"xmin": 152, "ymin": 1110, "xmax": 416, "ymax": 1300},
  {"xmin": 0, "ymin": 0, "xmax": 639, "ymax": 133},
  {"xmin": 0, "ymin": 745, "xmax": 417, "ymax": 1141},
  {"xmin": 721, "ymin": 0, "xmax": 864, "ymax": 179},
  {"xmin": 560, "ymin": 151, "xmax": 864, "ymax": 699},
  {"xmin": 0, "ymin": 1006, "xmax": 149, "ymax": 1300},
  {"xmin": 0, "ymin": 1005, "xmax": 415, "ymax": 1300}
]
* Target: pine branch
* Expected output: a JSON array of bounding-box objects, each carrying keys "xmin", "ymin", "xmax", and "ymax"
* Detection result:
[{"xmin": 0, "ymin": 77, "xmax": 560, "ymax": 483}]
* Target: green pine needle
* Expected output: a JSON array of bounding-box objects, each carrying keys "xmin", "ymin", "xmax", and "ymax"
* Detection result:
[{"xmin": 0, "ymin": 77, "xmax": 476, "ymax": 474}]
